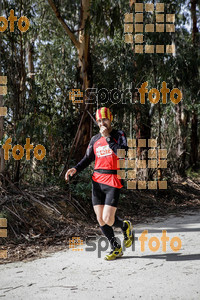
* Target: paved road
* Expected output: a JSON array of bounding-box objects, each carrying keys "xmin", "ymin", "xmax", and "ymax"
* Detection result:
[{"xmin": 0, "ymin": 210, "xmax": 200, "ymax": 300}]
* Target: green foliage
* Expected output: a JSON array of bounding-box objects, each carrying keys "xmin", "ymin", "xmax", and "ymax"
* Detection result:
[
  {"xmin": 69, "ymin": 166, "xmax": 93, "ymax": 201},
  {"xmin": 1, "ymin": 0, "xmax": 199, "ymax": 188},
  {"xmin": 0, "ymin": 210, "xmax": 10, "ymax": 222},
  {"xmin": 118, "ymin": 192, "xmax": 126, "ymax": 204},
  {"xmin": 186, "ymin": 167, "xmax": 200, "ymax": 179}
]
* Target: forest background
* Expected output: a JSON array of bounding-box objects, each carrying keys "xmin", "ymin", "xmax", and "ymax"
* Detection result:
[{"xmin": 0, "ymin": 0, "xmax": 199, "ymax": 262}]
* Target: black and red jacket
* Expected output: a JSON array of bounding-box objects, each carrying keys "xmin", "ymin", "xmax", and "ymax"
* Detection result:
[{"xmin": 73, "ymin": 129, "xmax": 128, "ymax": 188}]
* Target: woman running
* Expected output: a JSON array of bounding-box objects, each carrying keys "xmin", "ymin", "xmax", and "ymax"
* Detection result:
[{"xmin": 65, "ymin": 107, "xmax": 133, "ymax": 260}]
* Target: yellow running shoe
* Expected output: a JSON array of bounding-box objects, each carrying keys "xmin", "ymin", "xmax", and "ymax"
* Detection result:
[
  {"xmin": 104, "ymin": 247, "xmax": 123, "ymax": 261},
  {"xmin": 123, "ymin": 220, "xmax": 133, "ymax": 248}
]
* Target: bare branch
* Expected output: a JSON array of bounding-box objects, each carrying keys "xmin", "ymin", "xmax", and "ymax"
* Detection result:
[{"xmin": 47, "ymin": 0, "xmax": 80, "ymax": 49}]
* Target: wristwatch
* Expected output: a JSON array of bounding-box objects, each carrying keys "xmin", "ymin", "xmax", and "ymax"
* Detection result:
[{"xmin": 106, "ymin": 136, "xmax": 111, "ymax": 143}]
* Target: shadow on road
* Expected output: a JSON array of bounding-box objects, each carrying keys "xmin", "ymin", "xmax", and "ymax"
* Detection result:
[
  {"xmin": 134, "ymin": 228, "xmax": 200, "ymax": 233},
  {"xmin": 118, "ymin": 253, "xmax": 200, "ymax": 261}
]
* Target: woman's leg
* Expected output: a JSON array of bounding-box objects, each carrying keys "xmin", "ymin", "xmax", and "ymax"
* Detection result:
[
  {"xmin": 102, "ymin": 205, "xmax": 128, "ymax": 230},
  {"xmin": 103, "ymin": 185, "xmax": 129, "ymax": 231},
  {"xmin": 92, "ymin": 182, "xmax": 122, "ymax": 257},
  {"xmin": 93, "ymin": 205, "xmax": 105, "ymax": 226},
  {"xmin": 103, "ymin": 190, "xmax": 133, "ymax": 249},
  {"xmin": 93, "ymin": 204, "xmax": 120, "ymax": 250},
  {"xmin": 102, "ymin": 204, "xmax": 117, "ymax": 226},
  {"xmin": 101, "ymin": 205, "xmax": 121, "ymax": 249}
]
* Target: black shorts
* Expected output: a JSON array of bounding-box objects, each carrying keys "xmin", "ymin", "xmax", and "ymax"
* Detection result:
[{"xmin": 92, "ymin": 180, "xmax": 120, "ymax": 207}]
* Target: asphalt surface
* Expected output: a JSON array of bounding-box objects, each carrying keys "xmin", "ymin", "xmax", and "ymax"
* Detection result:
[{"xmin": 0, "ymin": 210, "xmax": 200, "ymax": 300}]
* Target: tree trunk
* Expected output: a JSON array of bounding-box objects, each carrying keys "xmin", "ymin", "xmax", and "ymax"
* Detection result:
[
  {"xmin": 175, "ymin": 102, "xmax": 188, "ymax": 175},
  {"xmin": 13, "ymin": 30, "xmax": 26, "ymax": 185},
  {"xmin": 0, "ymin": 95, "xmax": 5, "ymax": 174},
  {"xmin": 27, "ymin": 41, "xmax": 35, "ymax": 80},
  {"xmin": 74, "ymin": 0, "xmax": 93, "ymax": 160},
  {"xmin": 134, "ymin": 91, "xmax": 151, "ymax": 181},
  {"xmin": 134, "ymin": 105, "xmax": 151, "ymax": 150},
  {"xmin": 0, "ymin": 2, "xmax": 5, "ymax": 176},
  {"xmin": 190, "ymin": 110, "xmax": 198, "ymax": 169},
  {"xmin": 190, "ymin": 0, "xmax": 199, "ymax": 170},
  {"xmin": 48, "ymin": 0, "xmax": 93, "ymax": 162},
  {"xmin": 191, "ymin": 0, "xmax": 198, "ymax": 44}
]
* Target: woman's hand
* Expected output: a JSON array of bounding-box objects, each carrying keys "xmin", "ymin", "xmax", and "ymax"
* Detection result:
[
  {"xmin": 65, "ymin": 168, "xmax": 77, "ymax": 182},
  {"xmin": 100, "ymin": 125, "xmax": 110, "ymax": 138}
]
